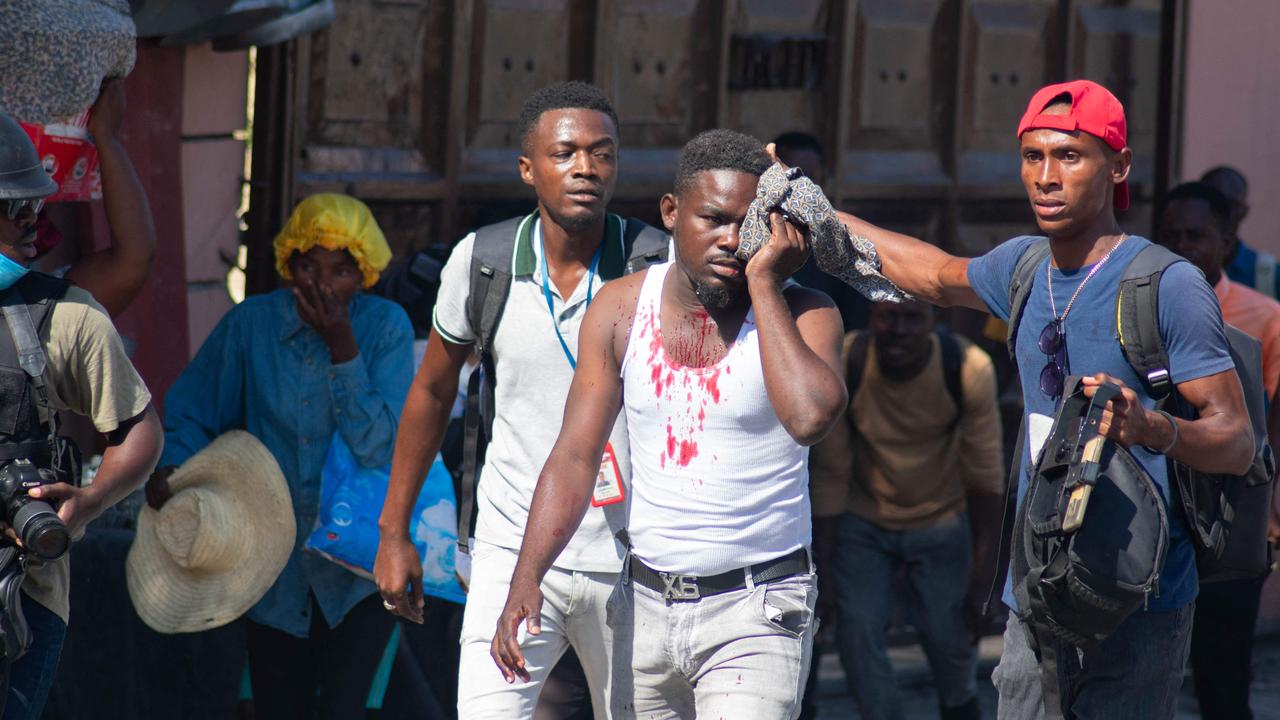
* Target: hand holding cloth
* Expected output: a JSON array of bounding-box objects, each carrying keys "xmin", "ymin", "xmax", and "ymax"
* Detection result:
[{"xmin": 735, "ymin": 163, "xmax": 910, "ymax": 303}]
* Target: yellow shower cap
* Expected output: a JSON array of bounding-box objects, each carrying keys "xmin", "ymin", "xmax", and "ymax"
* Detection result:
[{"xmin": 274, "ymin": 193, "xmax": 392, "ymax": 288}]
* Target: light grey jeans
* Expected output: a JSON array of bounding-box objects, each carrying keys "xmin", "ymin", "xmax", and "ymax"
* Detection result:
[
  {"xmin": 605, "ymin": 565, "xmax": 818, "ymax": 719},
  {"xmin": 457, "ymin": 542, "xmax": 618, "ymax": 719}
]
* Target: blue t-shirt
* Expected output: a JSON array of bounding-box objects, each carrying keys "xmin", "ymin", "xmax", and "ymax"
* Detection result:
[{"xmin": 967, "ymin": 235, "xmax": 1235, "ymax": 611}]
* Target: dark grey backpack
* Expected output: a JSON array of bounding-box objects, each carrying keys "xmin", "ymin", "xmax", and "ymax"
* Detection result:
[
  {"xmin": 1010, "ymin": 378, "xmax": 1169, "ymax": 718},
  {"xmin": 1013, "ymin": 378, "xmax": 1168, "ymax": 646},
  {"xmin": 455, "ymin": 213, "xmax": 669, "ymax": 551}
]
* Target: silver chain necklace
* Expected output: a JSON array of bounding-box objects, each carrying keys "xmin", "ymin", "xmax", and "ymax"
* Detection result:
[{"xmin": 1048, "ymin": 234, "xmax": 1128, "ymax": 322}]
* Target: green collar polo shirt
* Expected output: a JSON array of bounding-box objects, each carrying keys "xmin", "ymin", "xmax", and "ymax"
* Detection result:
[{"xmin": 433, "ymin": 212, "xmax": 639, "ymax": 572}]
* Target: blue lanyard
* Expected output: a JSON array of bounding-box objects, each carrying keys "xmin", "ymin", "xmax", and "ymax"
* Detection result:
[{"xmin": 539, "ymin": 223, "xmax": 602, "ymax": 370}]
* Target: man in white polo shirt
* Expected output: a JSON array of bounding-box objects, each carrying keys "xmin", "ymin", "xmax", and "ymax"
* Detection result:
[
  {"xmin": 374, "ymin": 82, "xmax": 666, "ymax": 718},
  {"xmin": 491, "ymin": 129, "xmax": 849, "ymax": 718}
]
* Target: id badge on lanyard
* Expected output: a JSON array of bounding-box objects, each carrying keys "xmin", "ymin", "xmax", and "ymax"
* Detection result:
[
  {"xmin": 592, "ymin": 441, "xmax": 625, "ymax": 507},
  {"xmin": 539, "ymin": 224, "xmax": 625, "ymax": 507}
]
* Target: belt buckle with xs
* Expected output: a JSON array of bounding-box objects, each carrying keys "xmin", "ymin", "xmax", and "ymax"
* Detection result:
[{"xmin": 660, "ymin": 572, "xmax": 699, "ymax": 600}]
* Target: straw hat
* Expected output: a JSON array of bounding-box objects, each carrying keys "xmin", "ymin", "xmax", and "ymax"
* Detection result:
[{"xmin": 127, "ymin": 430, "xmax": 295, "ymax": 634}]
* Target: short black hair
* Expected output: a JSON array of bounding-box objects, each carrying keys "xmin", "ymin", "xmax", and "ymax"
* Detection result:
[
  {"xmin": 771, "ymin": 131, "xmax": 824, "ymax": 159},
  {"xmin": 516, "ymin": 81, "xmax": 619, "ymax": 152},
  {"xmin": 674, "ymin": 129, "xmax": 771, "ymax": 195},
  {"xmin": 1160, "ymin": 181, "xmax": 1233, "ymax": 233},
  {"xmin": 1200, "ymin": 165, "xmax": 1247, "ymax": 204}
]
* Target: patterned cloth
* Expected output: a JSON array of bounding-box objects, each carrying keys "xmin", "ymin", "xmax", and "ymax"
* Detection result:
[
  {"xmin": 736, "ymin": 163, "xmax": 909, "ymax": 303},
  {"xmin": 0, "ymin": 0, "xmax": 136, "ymax": 124}
]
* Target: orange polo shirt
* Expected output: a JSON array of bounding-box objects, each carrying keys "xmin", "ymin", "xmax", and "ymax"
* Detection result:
[{"xmin": 1216, "ymin": 274, "xmax": 1280, "ymax": 398}]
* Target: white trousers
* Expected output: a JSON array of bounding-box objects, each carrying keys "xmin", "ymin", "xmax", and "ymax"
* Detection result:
[{"xmin": 457, "ymin": 541, "xmax": 619, "ymax": 719}]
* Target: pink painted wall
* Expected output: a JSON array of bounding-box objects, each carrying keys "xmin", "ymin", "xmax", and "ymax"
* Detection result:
[
  {"xmin": 1183, "ymin": 0, "xmax": 1280, "ymax": 635},
  {"xmin": 180, "ymin": 44, "xmax": 247, "ymax": 355},
  {"xmin": 1181, "ymin": 0, "xmax": 1280, "ymax": 253}
]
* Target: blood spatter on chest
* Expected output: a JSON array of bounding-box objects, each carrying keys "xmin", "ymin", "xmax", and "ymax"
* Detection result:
[
  {"xmin": 662, "ymin": 422, "xmax": 699, "ymax": 469},
  {"xmin": 640, "ymin": 301, "xmax": 729, "ymax": 470}
]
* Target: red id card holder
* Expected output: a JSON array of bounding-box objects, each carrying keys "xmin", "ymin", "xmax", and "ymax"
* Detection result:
[{"xmin": 591, "ymin": 441, "xmax": 626, "ymax": 507}]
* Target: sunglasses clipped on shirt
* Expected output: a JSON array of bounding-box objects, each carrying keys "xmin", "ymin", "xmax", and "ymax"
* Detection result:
[
  {"xmin": 4, "ymin": 198, "xmax": 44, "ymax": 221},
  {"xmin": 1039, "ymin": 319, "xmax": 1067, "ymax": 400}
]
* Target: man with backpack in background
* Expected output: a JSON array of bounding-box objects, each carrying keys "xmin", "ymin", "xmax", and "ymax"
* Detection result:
[
  {"xmin": 373, "ymin": 81, "xmax": 667, "ymax": 719},
  {"xmin": 827, "ymin": 79, "xmax": 1254, "ymax": 717},
  {"xmin": 810, "ymin": 298, "xmax": 1003, "ymax": 720},
  {"xmin": 1157, "ymin": 180, "xmax": 1280, "ymax": 720}
]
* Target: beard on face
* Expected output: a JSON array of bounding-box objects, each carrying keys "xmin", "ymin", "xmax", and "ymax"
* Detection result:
[{"xmin": 693, "ymin": 277, "xmax": 743, "ymax": 311}]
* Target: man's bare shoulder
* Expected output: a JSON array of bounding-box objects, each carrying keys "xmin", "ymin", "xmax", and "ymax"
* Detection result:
[
  {"xmin": 597, "ymin": 270, "xmax": 647, "ymax": 316},
  {"xmin": 782, "ymin": 282, "xmax": 839, "ymax": 317},
  {"xmin": 594, "ymin": 269, "xmax": 650, "ymax": 361}
]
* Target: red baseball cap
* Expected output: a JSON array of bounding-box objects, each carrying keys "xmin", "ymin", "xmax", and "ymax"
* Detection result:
[{"xmin": 1016, "ymin": 80, "xmax": 1129, "ymax": 210}]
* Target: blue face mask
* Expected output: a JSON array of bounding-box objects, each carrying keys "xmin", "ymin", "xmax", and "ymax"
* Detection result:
[{"xmin": 0, "ymin": 252, "xmax": 29, "ymax": 290}]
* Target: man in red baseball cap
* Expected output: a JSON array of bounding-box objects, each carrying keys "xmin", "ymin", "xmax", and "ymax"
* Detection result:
[
  {"xmin": 801, "ymin": 79, "xmax": 1252, "ymax": 718},
  {"xmin": 1017, "ymin": 79, "xmax": 1131, "ymax": 211}
]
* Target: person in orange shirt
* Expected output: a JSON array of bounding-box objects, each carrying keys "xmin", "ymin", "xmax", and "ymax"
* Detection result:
[
  {"xmin": 1157, "ymin": 179, "xmax": 1278, "ymax": 720},
  {"xmin": 1160, "ymin": 182, "xmax": 1280, "ymax": 397}
]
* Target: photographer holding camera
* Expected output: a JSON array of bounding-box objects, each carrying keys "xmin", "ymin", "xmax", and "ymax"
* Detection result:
[{"xmin": 0, "ymin": 111, "xmax": 161, "ymax": 720}]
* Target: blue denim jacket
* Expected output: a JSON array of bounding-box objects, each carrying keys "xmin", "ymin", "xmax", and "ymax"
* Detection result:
[{"xmin": 161, "ymin": 289, "xmax": 413, "ymax": 637}]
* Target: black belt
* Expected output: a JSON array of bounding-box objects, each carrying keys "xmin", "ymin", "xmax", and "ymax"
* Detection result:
[{"xmin": 627, "ymin": 548, "xmax": 809, "ymax": 601}]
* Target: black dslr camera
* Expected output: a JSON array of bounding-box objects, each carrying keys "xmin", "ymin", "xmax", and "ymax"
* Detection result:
[{"xmin": 0, "ymin": 460, "xmax": 69, "ymax": 561}]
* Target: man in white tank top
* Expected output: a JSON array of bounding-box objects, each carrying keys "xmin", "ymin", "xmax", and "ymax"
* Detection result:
[{"xmin": 491, "ymin": 130, "xmax": 848, "ymax": 719}]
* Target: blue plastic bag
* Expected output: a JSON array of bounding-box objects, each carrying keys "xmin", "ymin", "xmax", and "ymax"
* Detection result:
[{"xmin": 305, "ymin": 434, "xmax": 466, "ymax": 605}]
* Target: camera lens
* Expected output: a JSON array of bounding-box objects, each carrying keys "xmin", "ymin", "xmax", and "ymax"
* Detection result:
[{"xmin": 12, "ymin": 501, "xmax": 69, "ymax": 561}]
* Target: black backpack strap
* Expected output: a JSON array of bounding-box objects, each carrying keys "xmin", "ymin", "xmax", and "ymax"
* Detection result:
[
  {"xmin": 982, "ymin": 416, "xmax": 1024, "ymax": 619},
  {"xmin": 936, "ymin": 327, "xmax": 965, "ymax": 433},
  {"xmin": 1024, "ymin": 572, "xmax": 1067, "ymax": 720},
  {"xmin": 457, "ymin": 216, "xmax": 525, "ymax": 552},
  {"xmin": 0, "ymin": 291, "xmax": 48, "ymax": 381},
  {"xmin": 1116, "ymin": 244, "xmax": 1182, "ymax": 401},
  {"xmin": 1, "ymin": 275, "xmax": 68, "ymax": 429},
  {"xmin": 621, "ymin": 218, "xmax": 670, "ymax": 275},
  {"xmin": 464, "ymin": 217, "xmax": 525, "ymax": 364},
  {"xmin": 457, "ymin": 365, "xmax": 486, "ymax": 553},
  {"xmin": 1006, "ymin": 238, "xmax": 1052, "ymax": 360}
]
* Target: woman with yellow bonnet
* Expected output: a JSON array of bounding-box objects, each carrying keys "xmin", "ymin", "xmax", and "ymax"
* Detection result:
[{"xmin": 147, "ymin": 194, "xmax": 414, "ymax": 718}]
